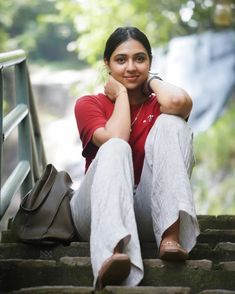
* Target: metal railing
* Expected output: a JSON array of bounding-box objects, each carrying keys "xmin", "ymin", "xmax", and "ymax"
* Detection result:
[{"xmin": 0, "ymin": 50, "xmax": 46, "ymax": 219}]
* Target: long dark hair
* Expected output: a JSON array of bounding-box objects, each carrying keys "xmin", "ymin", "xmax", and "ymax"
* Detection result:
[{"xmin": 103, "ymin": 27, "xmax": 152, "ymax": 64}]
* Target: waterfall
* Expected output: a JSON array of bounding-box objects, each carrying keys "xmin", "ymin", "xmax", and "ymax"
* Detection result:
[{"xmin": 152, "ymin": 29, "xmax": 235, "ymax": 133}]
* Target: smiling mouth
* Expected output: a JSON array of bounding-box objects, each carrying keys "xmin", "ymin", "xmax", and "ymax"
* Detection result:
[{"xmin": 124, "ymin": 76, "xmax": 139, "ymax": 81}]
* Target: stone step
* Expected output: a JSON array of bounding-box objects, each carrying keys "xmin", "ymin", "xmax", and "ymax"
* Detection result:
[
  {"xmin": 9, "ymin": 286, "xmax": 235, "ymax": 294},
  {"xmin": 1, "ymin": 258, "xmax": 235, "ymax": 293},
  {"xmin": 2, "ymin": 228, "xmax": 235, "ymax": 250},
  {"xmin": 197, "ymin": 215, "xmax": 235, "ymax": 231},
  {"xmin": 4, "ymin": 215, "xmax": 235, "ymax": 239},
  {"xmin": 7, "ymin": 215, "xmax": 235, "ymax": 230},
  {"xmin": 107, "ymin": 288, "xmax": 235, "ymax": 294},
  {"xmin": 141, "ymin": 259, "xmax": 235, "ymax": 292},
  {"xmin": 10, "ymin": 285, "xmax": 192, "ymax": 294},
  {"xmin": 1, "ymin": 242, "xmax": 235, "ymax": 262},
  {"xmin": 199, "ymin": 291, "xmax": 235, "ymax": 294},
  {"xmin": 103, "ymin": 287, "xmax": 235, "ymax": 294},
  {"xmin": 197, "ymin": 230, "xmax": 235, "ymax": 245},
  {"xmin": 189, "ymin": 242, "xmax": 235, "ymax": 262},
  {"xmin": 2, "ymin": 215, "xmax": 235, "ymax": 245},
  {"xmin": 11, "ymin": 286, "xmax": 94, "ymax": 294},
  {"xmin": 0, "ymin": 242, "xmax": 90, "ymax": 260}
]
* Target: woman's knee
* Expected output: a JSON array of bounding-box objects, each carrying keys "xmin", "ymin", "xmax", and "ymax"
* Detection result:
[
  {"xmin": 98, "ymin": 138, "xmax": 131, "ymax": 158},
  {"xmin": 155, "ymin": 114, "xmax": 192, "ymax": 135},
  {"xmin": 157, "ymin": 114, "xmax": 186, "ymax": 128},
  {"xmin": 100, "ymin": 138, "xmax": 131, "ymax": 153}
]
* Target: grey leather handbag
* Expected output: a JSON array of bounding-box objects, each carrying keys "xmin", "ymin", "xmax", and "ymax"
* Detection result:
[{"xmin": 12, "ymin": 164, "xmax": 77, "ymax": 245}]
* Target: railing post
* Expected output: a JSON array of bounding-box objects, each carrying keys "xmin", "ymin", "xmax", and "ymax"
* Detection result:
[
  {"xmin": 0, "ymin": 67, "xmax": 3, "ymax": 199},
  {"xmin": 27, "ymin": 70, "xmax": 46, "ymax": 180},
  {"xmin": 14, "ymin": 60, "xmax": 34, "ymax": 197}
]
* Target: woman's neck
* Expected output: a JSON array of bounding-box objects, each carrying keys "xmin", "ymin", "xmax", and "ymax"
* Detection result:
[{"xmin": 128, "ymin": 88, "xmax": 148, "ymax": 105}]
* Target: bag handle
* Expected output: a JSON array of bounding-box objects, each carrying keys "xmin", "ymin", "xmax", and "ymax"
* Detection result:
[{"xmin": 21, "ymin": 164, "xmax": 58, "ymax": 212}]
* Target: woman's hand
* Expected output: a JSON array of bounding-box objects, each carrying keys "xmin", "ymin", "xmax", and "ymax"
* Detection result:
[
  {"xmin": 92, "ymin": 76, "xmax": 130, "ymax": 147},
  {"xmin": 104, "ymin": 75, "xmax": 127, "ymax": 102}
]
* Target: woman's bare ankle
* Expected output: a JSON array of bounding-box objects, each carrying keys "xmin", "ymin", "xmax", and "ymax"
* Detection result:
[
  {"xmin": 113, "ymin": 239, "xmax": 124, "ymax": 254},
  {"xmin": 161, "ymin": 218, "xmax": 180, "ymax": 245}
]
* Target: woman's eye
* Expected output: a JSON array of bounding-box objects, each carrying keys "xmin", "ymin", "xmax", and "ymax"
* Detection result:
[
  {"xmin": 136, "ymin": 56, "xmax": 145, "ymax": 63},
  {"xmin": 116, "ymin": 58, "xmax": 125, "ymax": 64}
]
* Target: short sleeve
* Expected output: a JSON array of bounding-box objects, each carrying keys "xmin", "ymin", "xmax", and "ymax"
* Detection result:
[{"xmin": 74, "ymin": 95, "xmax": 110, "ymax": 156}]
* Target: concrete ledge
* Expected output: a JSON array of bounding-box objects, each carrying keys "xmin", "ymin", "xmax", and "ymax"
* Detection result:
[
  {"xmin": 1, "ymin": 257, "xmax": 235, "ymax": 293},
  {"xmin": 103, "ymin": 286, "xmax": 191, "ymax": 294},
  {"xmin": 1, "ymin": 241, "xmax": 235, "ymax": 262},
  {"xmin": 198, "ymin": 230, "xmax": 235, "ymax": 244},
  {"xmin": 0, "ymin": 258, "xmax": 93, "ymax": 292},
  {"xmin": 198, "ymin": 215, "xmax": 235, "ymax": 231},
  {"xmin": 11, "ymin": 286, "xmax": 94, "ymax": 293},
  {"xmin": 60, "ymin": 256, "xmax": 91, "ymax": 266},
  {"xmin": 218, "ymin": 261, "xmax": 235, "ymax": 271},
  {"xmin": 141, "ymin": 259, "xmax": 235, "ymax": 293},
  {"xmin": 199, "ymin": 290, "xmax": 235, "ymax": 294}
]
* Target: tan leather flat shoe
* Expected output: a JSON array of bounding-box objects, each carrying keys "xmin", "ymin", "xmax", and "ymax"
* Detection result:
[
  {"xmin": 96, "ymin": 253, "xmax": 131, "ymax": 290},
  {"xmin": 159, "ymin": 241, "xmax": 189, "ymax": 261}
]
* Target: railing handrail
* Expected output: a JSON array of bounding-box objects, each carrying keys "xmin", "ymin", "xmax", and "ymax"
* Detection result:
[
  {"xmin": 0, "ymin": 50, "xmax": 26, "ymax": 68},
  {"xmin": 3, "ymin": 104, "xmax": 28, "ymax": 141},
  {"xmin": 0, "ymin": 49, "xmax": 46, "ymax": 219}
]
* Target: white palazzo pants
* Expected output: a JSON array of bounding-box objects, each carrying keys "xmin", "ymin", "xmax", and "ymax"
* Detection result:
[{"xmin": 70, "ymin": 114, "xmax": 200, "ymax": 287}]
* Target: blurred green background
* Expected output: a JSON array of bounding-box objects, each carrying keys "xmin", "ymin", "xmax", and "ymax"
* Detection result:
[
  {"xmin": 1, "ymin": 0, "xmax": 234, "ymax": 64},
  {"xmin": 1, "ymin": 0, "xmax": 235, "ymax": 215}
]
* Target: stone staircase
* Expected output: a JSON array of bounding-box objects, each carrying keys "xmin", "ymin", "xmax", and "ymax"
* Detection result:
[{"xmin": 0, "ymin": 215, "xmax": 235, "ymax": 293}]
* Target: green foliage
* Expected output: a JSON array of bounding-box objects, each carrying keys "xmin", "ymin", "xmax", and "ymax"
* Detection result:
[
  {"xmin": 1, "ymin": 0, "xmax": 234, "ymax": 64},
  {"xmin": 192, "ymin": 98, "xmax": 235, "ymax": 214},
  {"xmin": 58, "ymin": 0, "xmax": 232, "ymax": 64},
  {"xmin": 0, "ymin": 1, "xmax": 11, "ymax": 51},
  {"xmin": 0, "ymin": 0, "xmax": 78, "ymax": 63}
]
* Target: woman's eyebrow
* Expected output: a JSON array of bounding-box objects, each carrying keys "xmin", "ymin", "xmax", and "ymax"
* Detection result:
[
  {"xmin": 114, "ymin": 54, "xmax": 126, "ymax": 58},
  {"xmin": 114, "ymin": 52, "xmax": 147, "ymax": 57},
  {"xmin": 134, "ymin": 52, "xmax": 147, "ymax": 57}
]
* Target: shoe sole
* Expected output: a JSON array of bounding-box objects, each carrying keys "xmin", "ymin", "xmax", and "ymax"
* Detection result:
[{"xmin": 97, "ymin": 253, "xmax": 131, "ymax": 289}]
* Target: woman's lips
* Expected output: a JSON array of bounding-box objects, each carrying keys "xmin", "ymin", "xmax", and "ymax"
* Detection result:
[{"xmin": 124, "ymin": 76, "xmax": 139, "ymax": 82}]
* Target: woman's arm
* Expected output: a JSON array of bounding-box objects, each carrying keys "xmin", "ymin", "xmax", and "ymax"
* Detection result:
[
  {"xmin": 92, "ymin": 76, "xmax": 131, "ymax": 147},
  {"xmin": 148, "ymin": 78, "xmax": 193, "ymax": 119}
]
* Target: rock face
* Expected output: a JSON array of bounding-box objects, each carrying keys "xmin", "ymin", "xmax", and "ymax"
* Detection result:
[{"xmin": 1, "ymin": 215, "xmax": 235, "ymax": 293}]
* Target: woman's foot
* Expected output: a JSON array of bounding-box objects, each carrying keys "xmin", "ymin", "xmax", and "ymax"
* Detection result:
[
  {"xmin": 159, "ymin": 240, "xmax": 188, "ymax": 261},
  {"xmin": 96, "ymin": 253, "xmax": 131, "ymax": 290},
  {"xmin": 159, "ymin": 218, "xmax": 188, "ymax": 261}
]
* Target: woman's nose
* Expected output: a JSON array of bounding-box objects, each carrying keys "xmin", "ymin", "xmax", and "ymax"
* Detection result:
[{"xmin": 126, "ymin": 60, "xmax": 136, "ymax": 71}]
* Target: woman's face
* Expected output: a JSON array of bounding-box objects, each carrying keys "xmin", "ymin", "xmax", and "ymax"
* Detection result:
[{"xmin": 105, "ymin": 38, "xmax": 151, "ymax": 91}]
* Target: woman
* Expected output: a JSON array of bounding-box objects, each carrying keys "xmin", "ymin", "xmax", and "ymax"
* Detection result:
[{"xmin": 70, "ymin": 26, "xmax": 200, "ymax": 290}]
